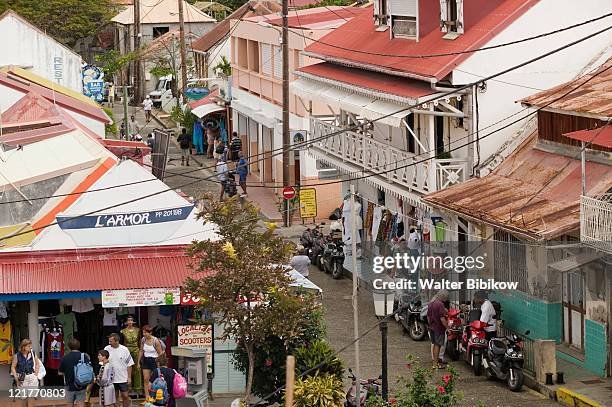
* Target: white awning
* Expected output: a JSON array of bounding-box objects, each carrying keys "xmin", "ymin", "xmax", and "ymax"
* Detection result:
[
  {"xmin": 290, "ymin": 79, "xmax": 410, "ymax": 127},
  {"xmin": 232, "ymin": 100, "xmax": 279, "ymax": 128},
  {"xmin": 192, "ymin": 103, "xmax": 225, "ymax": 118}
]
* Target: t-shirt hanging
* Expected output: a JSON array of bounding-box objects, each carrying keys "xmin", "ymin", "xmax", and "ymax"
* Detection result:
[
  {"xmin": 0, "ymin": 320, "xmax": 13, "ymax": 364},
  {"xmin": 46, "ymin": 331, "xmax": 64, "ymax": 369},
  {"xmin": 371, "ymin": 206, "xmax": 383, "ymax": 242},
  {"xmin": 103, "ymin": 310, "xmax": 117, "ymax": 327},
  {"xmin": 55, "ymin": 312, "xmax": 77, "ymax": 346}
]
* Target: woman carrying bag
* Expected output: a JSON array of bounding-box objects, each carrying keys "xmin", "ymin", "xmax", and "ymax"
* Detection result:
[{"xmin": 11, "ymin": 339, "xmax": 41, "ymax": 391}]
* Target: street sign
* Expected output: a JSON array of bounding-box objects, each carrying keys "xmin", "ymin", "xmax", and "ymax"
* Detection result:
[
  {"xmin": 299, "ymin": 188, "xmax": 317, "ymax": 218},
  {"xmin": 283, "ymin": 186, "xmax": 296, "ymax": 200}
]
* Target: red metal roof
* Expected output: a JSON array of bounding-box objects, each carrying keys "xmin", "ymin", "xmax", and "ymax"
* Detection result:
[
  {"xmin": 189, "ymin": 89, "xmax": 220, "ymax": 109},
  {"xmin": 424, "ymin": 135, "xmax": 612, "ymax": 240},
  {"xmin": 0, "ymin": 246, "xmax": 207, "ymax": 294},
  {"xmin": 564, "ymin": 126, "xmax": 612, "ymax": 149},
  {"xmin": 0, "ymin": 71, "xmax": 111, "ymax": 124},
  {"xmin": 298, "ymin": 62, "xmax": 435, "ymax": 99},
  {"xmin": 263, "ymin": 7, "xmax": 368, "ymax": 29},
  {"xmin": 304, "ymin": 1, "xmax": 538, "ymax": 81}
]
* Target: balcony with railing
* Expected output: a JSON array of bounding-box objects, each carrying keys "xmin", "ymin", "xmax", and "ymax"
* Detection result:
[
  {"xmin": 309, "ymin": 118, "xmax": 469, "ymax": 195},
  {"xmin": 581, "ymin": 194, "xmax": 612, "ymax": 253}
]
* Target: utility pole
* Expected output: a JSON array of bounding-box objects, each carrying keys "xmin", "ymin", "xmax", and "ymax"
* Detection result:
[
  {"xmin": 282, "ymin": 0, "xmax": 290, "ymax": 227},
  {"xmin": 133, "ymin": 0, "xmax": 142, "ymax": 104},
  {"xmin": 178, "ymin": 0, "xmax": 189, "ymax": 103},
  {"xmin": 350, "ymin": 184, "xmax": 360, "ymax": 407}
]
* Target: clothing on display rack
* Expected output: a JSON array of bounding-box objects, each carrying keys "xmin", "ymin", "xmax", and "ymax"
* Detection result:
[
  {"xmin": 55, "ymin": 310, "xmax": 77, "ymax": 346},
  {"xmin": 0, "ymin": 319, "xmax": 13, "ymax": 364},
  {"xmin": 364, "ymin": 202, "xmax": 374, "ymax": 238},
  {"xmin": 371, "ymin": 206, "xmax": 383, "ymax": 242},
  {"xmin": 60, "ymin": 298, "xmax": 95, "ymax": 313},
  {"xmin": 45, "ymin": 329, "xmax": 64, "ymax": 370},
  {"xmin": 341, "ymin": 198, "xmax": 362, "ymax": 244}
]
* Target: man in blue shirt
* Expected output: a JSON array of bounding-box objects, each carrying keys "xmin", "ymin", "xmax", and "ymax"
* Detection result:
[{"xmin": 237, "ymin": 152, "xmax": 248, "ymax": 195}]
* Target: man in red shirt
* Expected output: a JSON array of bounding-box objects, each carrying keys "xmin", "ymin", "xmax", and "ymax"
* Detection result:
[{"xmin": 427, "ymin": 289, "xmax": 449, "ymax": 369}]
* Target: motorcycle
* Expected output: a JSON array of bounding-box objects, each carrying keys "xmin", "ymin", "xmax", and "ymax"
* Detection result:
[
  {"xmin": 396, "ymin": 296, "xmax": 428, "ymax": 341},
  {"xmin": 300, "ymin": 223, "xmax": 324, "ymax": 263},
  {"xmin": 326, "ymin": 239, "xmax": 345, "ymax": 279},
  {"xmin": 445, "ymin": 307, "xmax": 464, "ymax": 361},
  {"xmin": 460, "ymin": 319, "xmax": 489, "ymax": 376},
  {"xmin": 344, "ymin": 369, "xmax": 381, "ymax": 407},
  {"xmin": 482, "ymin": 331, "xmax": 530, "ymax": 392}
]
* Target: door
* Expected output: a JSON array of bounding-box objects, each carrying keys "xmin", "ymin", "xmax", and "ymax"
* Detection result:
[
  {"xmin": 563, "ymin": 271, "xmax": 585, "ymax": 350},
  {"xmin": 262, "ymin": 126, "xmax": 273, "ymax": 183}
]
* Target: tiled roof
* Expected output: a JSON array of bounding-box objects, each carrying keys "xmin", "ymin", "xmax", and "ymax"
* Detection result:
[
  {"xmin": 0, "ymin": 246, "xmax": 206, "ymax": 294},
  {"xmin": 297, "ymin": 62, "xmax": 435, "ymax": 100},
  {"xmin": 304, "ymin": 1, "xmax": 539, "ymax": 81}
]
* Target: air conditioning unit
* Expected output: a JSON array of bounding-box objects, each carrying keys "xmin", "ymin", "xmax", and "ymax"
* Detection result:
[
  {"xmin": 318, "ymin": 168, "xmax": 339, "ymax": 180},
  {"xmin": 392, "ymin": 18, "xmax": 416, "ymax": 38}
]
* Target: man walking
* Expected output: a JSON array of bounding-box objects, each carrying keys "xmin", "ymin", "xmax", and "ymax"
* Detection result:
[
  {"xmin": 104, "ymin": 333, "xmax": 134, "ymax": 407},
  {"xmin": 290, "ymin": 246, "xmax": 311, "ymax": 278},
  {"xmin": 177, "ymin": 128, "xmax": 191, "ymax": 166},
  {"xmin": 216, "ymin": 157, "xmax": 228, "ymax": 201},
  {"xmin": 143, "ymin": 95, "xmax": 153, "ymax": 122},
  {"xmin": 237, "ymin": 152, "xmax": 248, "ymax": 195},
  {"xmin": 427, "ymin": 289, "xmax": 449, "ymax": 369},
  {"xmin": 108, "ymin": 83, "xmax": 115, "ymax": 108},
  {"xmin": 229, "ymin": 132, "xmax": 242, "ymax": 162},
  {"xmin": 128, "ymin": 116, "xmax": 139, "ymax": 140},
  {"xmin": 58, "ymin": 338, "xmax": 90, "ymax": 407}
]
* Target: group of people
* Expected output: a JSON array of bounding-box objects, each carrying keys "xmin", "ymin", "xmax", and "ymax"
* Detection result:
[
  {"xmin": 11, "ymin": 328, "xmax": 178, "ymax": 407},
  {"xmin": 427, "ymin": 289, "xmax": 497, "ymax": 369}
]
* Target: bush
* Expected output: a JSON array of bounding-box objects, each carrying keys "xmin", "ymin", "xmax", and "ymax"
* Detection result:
[
  {"xmin": 293, "ymin": 373, "xmax": 344, "ymax": 407},
  {"xmin": 295, "ymin": 340, "xmax": 344, "ymax": 379},
  {"xmin": 103, "ymin": 107, "xmax": 117, "ymax": 137}
]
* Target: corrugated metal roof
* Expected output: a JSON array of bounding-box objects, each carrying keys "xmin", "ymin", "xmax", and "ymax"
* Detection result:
[
  {"xmin": 521, "ymin": 58, "xmax": 612, "ymax": 119},
  {"xmin": 564, "ymin": 125, "xmax": 612, "ymax": 149},
  {"xmin": 423, "ymin": 135, "xmax": 612, "ymax": 240},
  {"xmin": 191, "ymin": 1, "xmax": 282, "ymax": 52},
  {"xmin": 262, "ymin": 6, "xmax": 368, "ymax": 29},
  {"xmin": 189, "ymin": 89, "xmax": 219, "ymax": 109},
  {"xmin": 303, "ymin": 1, "xmax": 538, "ymax": 81},
  {"xmin": 112, "ymin": 0, "xmax": 216, "ymax": 25},
  {"xmin": 0, "ymin": 246, "xmax": 204, "ymax": 294},
  {"xmin": 297, "ymin": 62, "xmax": 435, "ymax": 100}
]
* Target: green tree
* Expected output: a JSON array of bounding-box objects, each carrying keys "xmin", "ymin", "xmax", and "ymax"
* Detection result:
[
  {"xmin": 213, "ymin": 55, "xmax": 232, "ymax": 77},
  {"xmin": 185, "ymin": 195, "xmax": 320, "ymax": 404},
  {"xmin": 95, "ymin": 49, "xmax": 138, "ymax": 80},
  {"xmin": 0, "ymin": 0, "xmax": 118, "ymax": 47}
]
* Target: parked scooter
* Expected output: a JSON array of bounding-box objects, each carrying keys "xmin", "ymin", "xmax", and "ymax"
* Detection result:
[
  {"xmin": 344, "ymin": 369, "xmax": 381, "ymax": 407},
  {"xmin": 320, "ymin": 222, "xmax": 344, "ymax": 279},
  {"xmin": 482, "ymin": 331, "xmax": 530, "ymax": 392},
  {"xmin": 445, "ymin": 307, "xmax": 465, "ymax": 361},
  {"xmin": 396, "ymin": 296, "xmax": 428, "ymax": 341},
  {"xmin": 460, "ymin": 319, "xmax": 489, "ymax": 376},
  {"xmin": 300, "ymin": 223, "xmax": 324, "ymax": 259}
]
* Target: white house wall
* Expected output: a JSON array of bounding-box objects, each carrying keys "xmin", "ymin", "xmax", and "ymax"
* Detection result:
[
  {"xmin": 66, "ymin": 110, "xmax": 106, "ymax": 138},
  {"xmin": 454, "ymin": 0, "xmax": 612, "ymax": 162},
  {"xmin": 0, "ymin": 14, "xmax": 82, "ymax": 92}
]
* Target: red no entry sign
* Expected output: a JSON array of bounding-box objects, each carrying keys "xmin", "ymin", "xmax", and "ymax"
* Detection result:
[{"xmin": 282, "ymin": 186, "xmax": 296, "ymax": 200}]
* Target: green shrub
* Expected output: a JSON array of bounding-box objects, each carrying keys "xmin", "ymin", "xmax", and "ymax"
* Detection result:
[
  {"xmin": 293, "ymin": 373, "xmax": 344, "ymax": 407},
  {"xmin": 103, "ymin": 107, "xmax": 117, "ymax": 138},
  {"xmin": 295, "ymin": 340, "xmax": 344, "ymax": 379}
]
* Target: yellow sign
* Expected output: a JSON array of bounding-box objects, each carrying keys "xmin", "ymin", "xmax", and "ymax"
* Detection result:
[{"xmin": 299, "ymin": 188, "xmax": 317, "ymax": 218}]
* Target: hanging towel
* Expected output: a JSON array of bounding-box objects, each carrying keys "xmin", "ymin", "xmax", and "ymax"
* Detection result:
[{"xmin": 371, "ymin": 206, "xmax": 383, "ymax": 243}]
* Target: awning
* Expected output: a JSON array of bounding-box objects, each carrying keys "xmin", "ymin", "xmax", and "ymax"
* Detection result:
[
  {"xmin": 0, "ymin": 246, "xmax": 207, "ymax": 298},
  {"xmin": 563, "ymin": 126, "xmax": 612, "ymax": 149},
  {"xmin": 548, "ymin": 252, "xmax": 603, "ymax": 273},
  {"xmin": 290, "ymin": 79, "xmax": 410, "ymax": 127},
  {"xmin": 192, "ymin": 103, "xmax": 225, "ymax": 119},
  {"xmin": 231, "ymin": 100, "xmax": 279, "ymax": 129}
]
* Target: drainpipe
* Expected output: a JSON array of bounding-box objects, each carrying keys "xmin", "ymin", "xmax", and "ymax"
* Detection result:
[{"xmin": 581, "ymin": 141, "xmax": 586, "ymax": 196}]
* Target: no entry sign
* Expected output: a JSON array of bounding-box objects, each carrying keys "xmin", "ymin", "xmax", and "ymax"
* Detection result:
[{"xmin": 282, "ymin": 186, "xmax": 296, "ymax": 200}]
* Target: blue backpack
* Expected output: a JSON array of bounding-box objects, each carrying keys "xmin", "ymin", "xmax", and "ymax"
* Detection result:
[
  {"xmin": 73, "ymin": 353, "xmax": 94, "ymax": 388},
  {"xmin": 149, "ymin": 368, "xmax": 169, "ymax": 406}
]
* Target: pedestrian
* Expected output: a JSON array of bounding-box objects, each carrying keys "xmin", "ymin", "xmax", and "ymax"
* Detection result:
[
  {"xmin": 108, "ymin": 83, "xmax": 115, "ymax": 108},
  {"xmin": 290, "ymin": 245, "xmax": 311, "ymax": 278},
  {"xmin": 143, "ymin": 95, "xmax": 153, "ymax": 122},
  {"xmin": 96, "ymin": 350, "xmax": 116, "ymax": 407},
  {"xmin": 149, "ymin": 354, "xmax": 176, "ymax": 407},
  {"xmin": 177, "ymin": 128, "xmax": 191, "ymax": 166},
  {"xmin": 147, "ymin": 133, "xmax": 155, "ymax": 149},
  {"xmin": 138, "ymin": 325, "xmax": 165, "ymax": 402},
  {"xmin": 216, "ymin": 156, "xmax": 228, "ymax": 201},
  {"xmin": 237, "ymin": 151, "xmax": 248, "ymax": 195},
  {"xmin": 120, "ymin": 122, "xmax": 126, "ymax": 140},
  {"xmin": 128, "ymin": 115, "xmax": 139, "ymax": 140},
  {"xmin": 427, "ymin": 289, "xmax": 449, "ymax": 369},
  {"xmin": 474, "ymin": 290, "xmax": 498, "ymax": 340},
  {"xmin": 11, "ymin": 339, "xmax": 40, "ymax": 389},
  {"xmin": 193, "ymin": 119, "xmax": 204, "ymax": 155},
  {"xmin": 206, "ymin": 128, "xmax": 216, "ymax": 158},
  {"xmin": 58, "ymin": 338, "xmax": 91, "ymax": 407},
  {"xmin": 104, "ymin": 333, "xmax": 134, "ymax": 407},
  {"xmin": 214, "ymin": 139, "xmax": 226, "ymax": 165},
  {"xmin": 229, "ymin": 132, "xmax": 242, "ymax": 161}
]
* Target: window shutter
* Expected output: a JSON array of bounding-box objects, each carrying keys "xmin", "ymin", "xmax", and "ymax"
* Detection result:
[
  {"xmin": 389, "ymin": 0, "xmax": 417, "ymax": 16},
  {"xmin": 261, "ymin": 43, "xmax": 272, "ymax": 75},
  {"xmin": 273, "ymin": 45, "xmax": 282, "ymax": 78},
  {"xmin": 439, "ymin": 0, "xmax": 448, "ymax": 32},
  {"xmin": 456, "ymin": 0, "xmax": 464, "ymax": 33}
]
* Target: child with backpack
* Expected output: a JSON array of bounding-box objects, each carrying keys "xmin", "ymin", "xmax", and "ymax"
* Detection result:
[{"xmin": 148, "ymin": 354, "xmax": 187, "ymax": 407}]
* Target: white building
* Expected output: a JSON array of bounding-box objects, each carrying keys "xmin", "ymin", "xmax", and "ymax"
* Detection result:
[{"xmin": 0, "ymin": 10, "xmax": 83, "ymax": 92}]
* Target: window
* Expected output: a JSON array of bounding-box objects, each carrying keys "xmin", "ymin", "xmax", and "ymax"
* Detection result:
[
  {"xmin": 248, "ymin": 40, "xmax": 260, "ymax": 73},
  {"xmin": 237, "ymin": 38, "xmax": 248, "ymax": 69},
  {"xmin": 377, "ymin": 188, "xmax": 386, "ymax": 206},
  {"xmin": 152, "ymin": 26, "xmax": 169, "ymax": 38},
  {"xmin": 406, "ymin": 114, "xmax": 415, "ymax": 153},
  {"xmin": 273, "ymin": 45, "xmax": 282, "ymax": 78},
  {"xmin": 261, "ymin": 43, "xmax": 272, "ymax": 75},
  {"xmin": 493, "ymin": 230, "xmax": 528, "ymax": 292},
  {"xmin": 374, "ymin": 0, "xmax": 388, "ymax": 26},
  {"xmin": 392, "ymin": 16, "xmax": 417, "ymax": 38},
  {"xmin": 441, "ymin": 0, "xmax": 464, "ymax": 34}
]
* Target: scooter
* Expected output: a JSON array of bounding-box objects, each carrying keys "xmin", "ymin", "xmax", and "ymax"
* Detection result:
[
  {"xmin": 344, "ymin": 369, "xmax": 381, "ymax": 407},
  {"xmin": 482, "ymin": 331, "xmax": 530, "ymax": 392},
  {"xmin": 396, "ymin": 297, "xmax": 428, "ymax": 341},
  {"xmin": 300, "ymin": 223, "xmax": 324, "ymax": 261},
  {"xmin": 445, "ymin": 307, "xmax": 464, "ymax": 361},
  {"xmin": 460, "ymin": 319, "xmax": 489, "ymax": 376}
]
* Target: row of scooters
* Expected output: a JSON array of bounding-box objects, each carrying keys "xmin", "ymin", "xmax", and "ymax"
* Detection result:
[
  {"xmin": 396, "ymin": 295, "xmax": 528, "ymax": 392},
  {"xmin": 300, "ymin": 223, "xmax": 345, "ymax": 279}
]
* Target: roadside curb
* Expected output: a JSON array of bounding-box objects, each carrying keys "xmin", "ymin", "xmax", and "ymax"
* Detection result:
[{"xmin": 556, "ymin": 387, "xmax": 605, "ymax": 407}]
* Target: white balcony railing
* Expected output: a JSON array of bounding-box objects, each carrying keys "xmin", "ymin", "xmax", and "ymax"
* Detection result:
[
  {"xmin": 581, "ymin": 194, "xmax": 612, "ymax": 253},
  {"xmin": 309, "ymin": 118, "xmax": 468, "ymax": 194}
]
